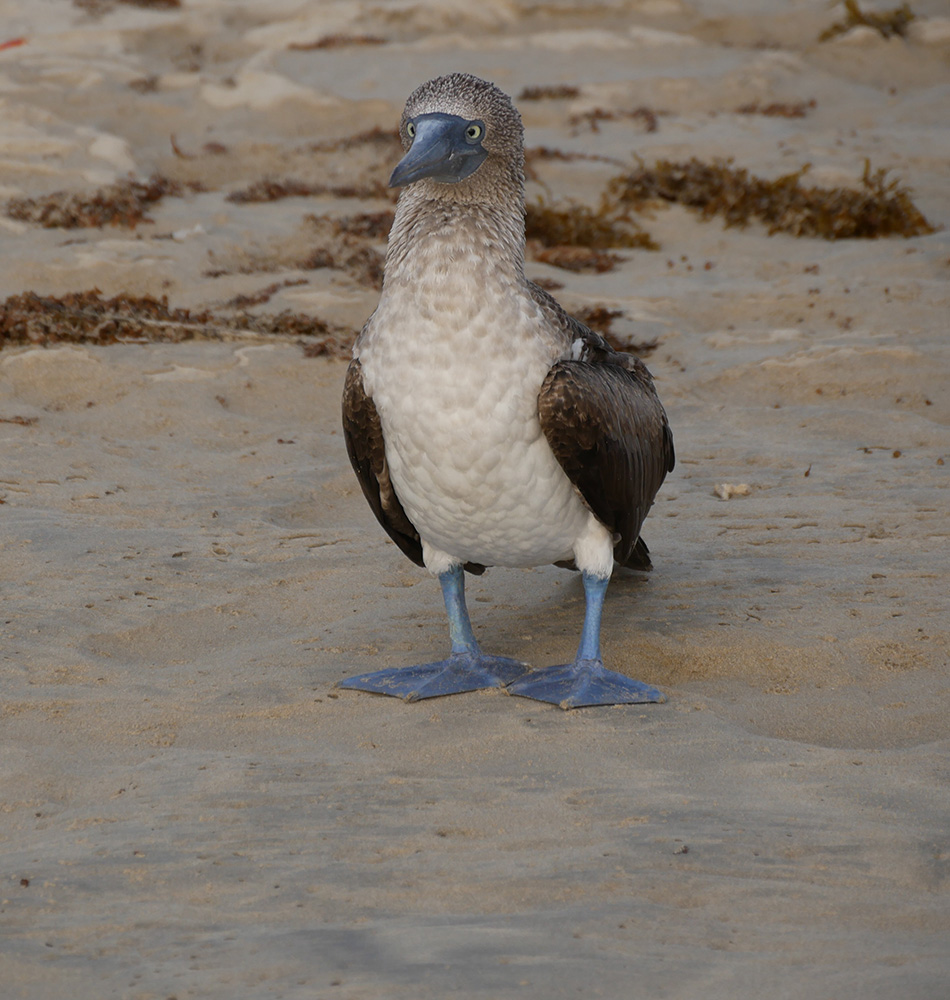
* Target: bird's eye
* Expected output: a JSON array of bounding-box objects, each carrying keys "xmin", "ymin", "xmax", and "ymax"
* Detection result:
[
  {"xmin": 465, "ymin": 123, "xmax": 483, "ymax": 143},
  {"xmin": 406, "ymin": 121, "xmax": 416, "ymax": 138}
]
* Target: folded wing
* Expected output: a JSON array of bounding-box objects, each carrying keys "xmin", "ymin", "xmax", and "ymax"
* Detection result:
[{"xmin": 538, "ymin": 339, "xmax": 674, "ymax": 570}]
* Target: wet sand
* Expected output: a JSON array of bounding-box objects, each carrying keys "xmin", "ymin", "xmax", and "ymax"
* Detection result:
[{"xmin": 1, "ymin": 2, "xmax": 949, "ymax": 997}]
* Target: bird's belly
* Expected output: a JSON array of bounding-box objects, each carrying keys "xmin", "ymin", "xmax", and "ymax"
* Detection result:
[
  {"xmin": 388, "ymin": 412, "xmax": 589, "ymax": 568},
  {"xmin": 368, "ymin": 346, "xmax": 589, "ymax": 568}
]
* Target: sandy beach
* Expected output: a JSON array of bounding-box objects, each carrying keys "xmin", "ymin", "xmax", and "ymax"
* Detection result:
[{"xmin": 1, "ymin": 1, "xmax": 949, "ymax": 997}]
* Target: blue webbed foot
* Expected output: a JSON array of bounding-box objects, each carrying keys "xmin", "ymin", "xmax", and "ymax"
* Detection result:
[
  {"xmin": 338, "ymin": 652, "xmax": 529, "ymax": 702},
  {"xmin": 505, "ymin": 657, "xmax": 665, "ymax": 710}
]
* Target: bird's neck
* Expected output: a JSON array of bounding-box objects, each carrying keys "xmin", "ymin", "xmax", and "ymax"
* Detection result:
[{"xmin": 383, "ymin": 187, "xmax": 526, "ymax": 292}]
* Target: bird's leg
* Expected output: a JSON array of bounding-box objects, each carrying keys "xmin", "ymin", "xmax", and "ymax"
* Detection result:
[
  {"xmin": 505, "ymin": 571, "xmax": 666, "ymax": 710},
  {"xmin": 336, "ymin": 565, "xmax": 529, "ymax": 701},
  {"xmin": 575, "ymin": 568, "xmax": 607, "ymax": 662},
  {"xmin": 441, "ymin": 563, "xmax": 480, "ymax": 654}
]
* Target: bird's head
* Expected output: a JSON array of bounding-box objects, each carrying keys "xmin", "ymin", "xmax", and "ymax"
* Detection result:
[{"xmin": 390, "ymin": 74, "xmax": 524, "ymax": 195}]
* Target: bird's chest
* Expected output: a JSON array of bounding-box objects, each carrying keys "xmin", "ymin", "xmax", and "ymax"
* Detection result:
[
  {"xmin": 357, "ymin": 271, "xmax": 583, "ymax": 565},
  {"xmin": 363, "ymin": 270, "xmax": 553, "ymax": 476}
]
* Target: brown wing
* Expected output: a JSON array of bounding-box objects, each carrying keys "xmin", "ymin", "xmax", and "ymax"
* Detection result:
[
  {"xmin": 341, "ymin": 358, "xmax": 486, "ymax": 575},
  {"xmin": 538, "ymin": 351, "xmax": 674, "ymax": 570},
  {"xmin": 342, "ymin": 358, "xmax": 425, "ymax": 568}
]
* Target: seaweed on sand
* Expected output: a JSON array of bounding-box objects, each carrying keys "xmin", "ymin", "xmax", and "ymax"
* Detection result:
[
  {"xmin": 736, "ymin": 100, "xmax": 816, "ymax": 118},
  {"xmin": 819, "ymin": 1, "xmax": 915, "ymax": 42},
  {"xmin": 526, "ymin": 199, "xmax": 655, "ymax": 250},
  {"xmin": 569, "ymin": 107, "xmax": 659, "ymax": 134},
  {"xmin": 518, "ymin": 85, "xmax": 581, "ymax": 101},
  {"xmin": 226, "ymin": 178, "xmax": 391, "ymax": 204},
  {"xmin": 299, "ymin": 213, "xmax": 391, "ymax": 288},
  {"xmin": 5, "ymin": 176, "xmax": 197, "ymax": 229},
  {"xmin": 0, "ymin": 290, "xmax": 355, "ymax": 355},
  {"xmin": 288, "ymin": 35, "xmax": 386, "ymax": 51},
  {"xmin": 570, "ymin": 305, "xmax": 659, "ymax": 357},
  {"xmin": 309, "ymin": 128, "xmax": 402, "ymax": 154},
  {"xmin": 74, "ymin": 0, "xmax": 181, "ymax": 12},
  {"xmin": 525, "ymin": 198, "xmax": 657, "ymax": 272},
  {"xmin": 609, "ymin": 158, "xmax": 934, "ymax": 239}
]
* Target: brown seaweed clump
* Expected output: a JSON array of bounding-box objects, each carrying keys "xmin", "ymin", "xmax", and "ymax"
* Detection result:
[
  {"xmin": 5, "ymin": 176, "xmax": 194, "ymax": 229},
  {"xmin": 226, "ymin": 178, "xmax": 391, "ymax": 203},
  {"xmin": 224, "ymin": 279, "xmax": 308, "ymax": 309},
  {"xmin": 525, "ymin": 198, "xmax": 657, "ymax": 271},
  {"xmin": 736, "ymin": 100, "xmax": 816, "ymax": 118},
  {"xmin": 609, "ymin": 158, "xmax": 935, "ymax": 239},
  {"xmin": 0, "ymin": 290, "xmax": 354, "ymax": 355},
  {"xmin": 288, "ymin": 35, "xmax": 386, "ymax": 50},
  {"xmin": 819, "ymin": 1, "xmax": 915, "ymax": 42},
  {"xmin": 525, "ymin": 146, "xmax": 626, "ymax": 169},
  {"xmin": 75, "ymin": 0, "xmax": 181, "ymax": 12},
  {"xmin": 518, "ymin": 85, "xmax": 581, "ymax": 101},
  {"xmin": 329, "ymin": 211, "xmax": 396, "ymax": 240},
  {"xmin": 0, "ymin": 290, "xmax": 213, "ymax": 346},
  {"xmin": 571, "ymin": 304, "xmax": 623, "ymax": 335},
  {"xmin": 570, "ymin": 305, "xmax": 659, "ymax": 357},
  {"xmin": 298, "ymin": 213, "xmax": 391, "ymax": 288},
  {"xmin": 531, "ymin": 247, "xmax": 624, "ymax": 273},
  {"xmin": 526, "ymin": 199, "xmax": 655, "ymax": 250},
  {"xmin": 309, "ymin": 127, "xmax": 402, "ymax": 154},
  {"xmin": 569, "ymin": 107, "xmax": 659, "ymax": 134}
]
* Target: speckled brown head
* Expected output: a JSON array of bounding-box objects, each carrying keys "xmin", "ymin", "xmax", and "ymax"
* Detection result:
[{"xmin": 391, "ymin": 73, "xmax": 525, "ymax": 205}]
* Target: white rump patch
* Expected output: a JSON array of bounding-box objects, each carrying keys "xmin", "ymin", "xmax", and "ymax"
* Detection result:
[{"xmin": 572, "ymin": 514, "xmax": 615, "ymax": 579}]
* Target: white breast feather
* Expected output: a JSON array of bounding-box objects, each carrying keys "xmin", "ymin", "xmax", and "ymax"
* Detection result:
[{"xmin": 358, "ymin": 232, "xmax": 613, "ymax": 577}]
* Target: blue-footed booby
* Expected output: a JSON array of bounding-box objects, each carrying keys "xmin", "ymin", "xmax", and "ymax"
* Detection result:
[{"xmin": 339, "ymin": 73, "xmax": 674, "ymax": 709}]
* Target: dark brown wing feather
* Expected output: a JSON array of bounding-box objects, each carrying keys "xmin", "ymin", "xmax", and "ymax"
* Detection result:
[
  {"xmin": 342, "ymin": 358, "xmax": 425, "ymax": 568},
  {"xmin": 342, "ymin": 359, "xmax": 486, "ymax": 574},
  {"xmin": 538, "ymin": 342, "xmax": 674, "ymax": 570}
]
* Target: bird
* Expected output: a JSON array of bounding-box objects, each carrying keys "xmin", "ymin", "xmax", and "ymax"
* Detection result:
[{"xmin": 338, "ymin": 73, "xmax": 674, "ymax": 709}]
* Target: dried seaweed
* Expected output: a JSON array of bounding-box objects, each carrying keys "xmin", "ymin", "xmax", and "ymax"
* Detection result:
[
  {"xmin": 226, "ymin": 178, "xmax": 391, "ymax": 204},
  {"xmin": 0, "ymin": 291, "xmax": 211, "ymax": 346},
  {"xmin": 518, "ymin": 85, "xmax": 581, "ymax": 101},
  {"xmin": 309, "ymin": 127, "xmax": 401, "ymax": 153},
  {"xmin": 0, "ymin": 290, "xmax": 354, "ymax": 354},
  {"xmin": 74, "ymin": 0, "xmax": 180, "ymax": 13},
  {"xmin": 324, "ymin": 246, "xmax": 384, "ymax": 289},
  {"xmin": 204, "ymin": 236, "xmax": 385, "ymax": 288},
  {"xmin": 569, "ymin": 107, "xmax": 659, "ymax": 134},
  {"xmin": 298, "ymin": 244, "xmax": 384, "ymax": 289},
  {"xmin": 329, "ymin": 211, "xmax": 395, "ymax": 240},
  {"xmin": 530, "ymin": 276, "xmax": 564, "ymax": 291},
  {"xmin": 525, "ymin": 146, "xmax": 626, "ymax": 171},
  {"xmin": 819, "ymin": 1, "xmax": 915, "ymax": 41},
  {"xmin": 288, "ymin": 35, "xmax": 385, "ymax": 50},
  {"xmin": 572, "ymin": 305, "xmax": 623, "ymax": 335},
  {"xmin": 128, "ymin": 75, "xmax": 160, "ymax": 93},
  {"xmin": 5, "ymin": 176, "xmax": 196, "ymax": 229},
  {"xmin": 609, "ymin": 158, "xmax": 935, "ymax": 239},
  {"xmin": 526, "ymin": 199, "xmax": 657, "ymax": 251},
  {"xmin": 524, "ymin": 196, "xmax": 657, "ymax": 272},
  {"xmin": 300, "ymin": 336, "xmax": 354, "ymax": 359},
  {"xmin": 298, "ymin": 214, "xmax": 389, "ymax": 288},
  {"xmin": 571, "ymin": 305, "xmax": 659, "ymax": 356},
  {"xmin": 226, "ymin": 179, "xmax": 325, "ymax": 203},
  {"xmin": 224, "ymin": 279, "xmax": 308, "ymax": 309},
  {"xmin": 531, "ymin": 247, "xmax": 624, "ymax": 273},
  {"xmin": 736, "ymin": 100, "xmax": 816, "ymax": 118},
  {"xmin": 239, "ymin": 312, "xmax": 351, "ymax": 351}
]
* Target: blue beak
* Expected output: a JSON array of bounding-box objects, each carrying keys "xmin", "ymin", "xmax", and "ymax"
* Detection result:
[{"xmin": 390, "ymin": 113, "xmax": 488, "ymax": 188}]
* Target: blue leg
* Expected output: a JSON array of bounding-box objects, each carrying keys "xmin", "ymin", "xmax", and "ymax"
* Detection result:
[
  {"xmin": 337, "ymin": 566, "xmax": 529, "ymax": 701},
  {"xmin": 505, "ymin": 572, "xmax": 665, "ymax": 710}
]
